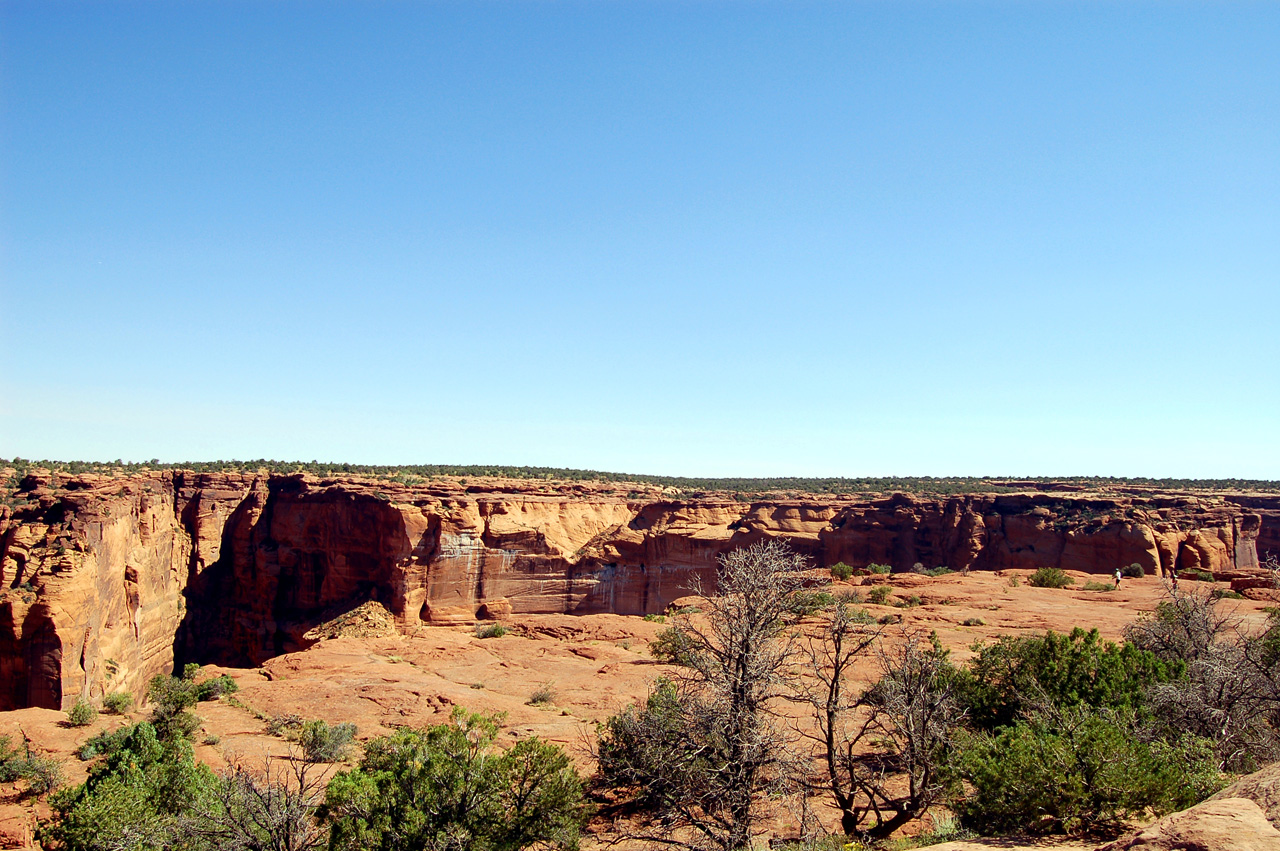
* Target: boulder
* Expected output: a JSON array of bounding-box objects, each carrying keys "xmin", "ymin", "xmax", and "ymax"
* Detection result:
[
  {"xmin": 1208, "ymin": 761, "xmax": 1280, "ymax": 828},
  {"xmin": 1098, "ymin": 797, "xmax": 1280, "ymax": 851}
]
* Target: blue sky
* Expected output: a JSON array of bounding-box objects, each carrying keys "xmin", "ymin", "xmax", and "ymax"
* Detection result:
[{"xmin": 2, "ymin": 1, "xmax": 1277, "ymax": 478}]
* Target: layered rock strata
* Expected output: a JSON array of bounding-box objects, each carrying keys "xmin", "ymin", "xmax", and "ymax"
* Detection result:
[{"xmin": 0, "ymin": 471, "xmax": 1269, "ymax": 710}]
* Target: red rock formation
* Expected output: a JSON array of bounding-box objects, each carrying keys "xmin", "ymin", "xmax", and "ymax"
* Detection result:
[
  {"xmin": 0, "ymin": 470, "xmax": 1270, "ymax": 709},
  {"xmin": 0, "ymin": 472, "xmax": 192, "ymax": 711}
]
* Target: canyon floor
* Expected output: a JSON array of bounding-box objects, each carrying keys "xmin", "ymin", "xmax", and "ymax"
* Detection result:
[{"xmin": 1, "ymin": 568, "xmax": 1276, "ymax": 850}]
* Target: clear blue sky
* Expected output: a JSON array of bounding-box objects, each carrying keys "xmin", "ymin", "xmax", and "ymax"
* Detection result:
[{"xmin": 2, "ymin": 1, "xmax": 1277, "ymax": 478}]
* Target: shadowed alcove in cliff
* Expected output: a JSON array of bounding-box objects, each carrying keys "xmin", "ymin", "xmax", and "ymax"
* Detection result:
[
  {"xmin": 174, "ymin": 478, "xmax": 411, "ymax": 670},
  {"xmin": 0, "ymin": 605, "xmax": 63, "ymax": 711}
]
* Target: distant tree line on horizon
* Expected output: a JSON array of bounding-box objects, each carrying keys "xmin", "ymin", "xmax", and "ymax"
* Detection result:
[{"xmin": 3, "ymin": 457, "xmax": 1278, "ymax": 495}]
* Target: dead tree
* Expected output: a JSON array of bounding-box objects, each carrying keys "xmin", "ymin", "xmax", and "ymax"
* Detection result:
[
  {"xmin": 179, "ymin": 753, "xmax": 327, "ymax": 851},
  {"xmin": 597, "ymin": 539, "xmax": 807, "ymax": 850},
  {"xmin": 1128, "ymin": 587, "xmax": 1280, "ymax": 770},
  {"xmin": 793, "ymin": 620, "xmax": 961, "ymax": 840}
]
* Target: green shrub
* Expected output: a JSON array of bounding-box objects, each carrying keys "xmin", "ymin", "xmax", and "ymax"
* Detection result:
[
  {"xmin": 102, "ymin": 691, "xmax": 132, "ymax": 715},
  {"xmin": 947, "ymin": 709, "xmax": 1222, "ymax": 834},
  {"xmin": 894, "ymin": 595, "xmax": 922, "ymax": 608},
  {"xmin": 846, "ymin": 607, "xmax": 877, "ymax": 624},
  {"xmin": 1121, "ymin": 563, "xmax": 1145, "ymax": 579},
  {"xmin": 1211, "ymin": 588, "xmax": 1245, "ymax": 600},
  {"xmin": 149, "ymin": 674, "xmax": 197, "ymax": 712},
  {"xmin": 961, "ymin": 618, "xmax": 985, "ymax": 627},
  {"xmin": 641, "ymin": 613, "xmax": 666, "ymax": 623},
  {"xmin": 181, "ymin": 662, "xmax": 202, "ymax": 681},
  {"xmin": 787, "ymin": 590, "xmax": 835, "ymax": 616},
  {"xmin": 528, "ymin": 683, "xmax": 557, "ymax": 706},
  {"xmin": 0, "ymin": 735, "xmax": 21, "ymax": 782},
  {"xmin": 924, "ymin": 566, "xmax": 954, "ymax": 577},
  {"xmin": 324, "ymin": 709, "xmax": 588, "ymax": 851},
  {"xmin": 43, "ymin": 722, "xmax": 217, "ymax": 849},
  {"xmin": 868, "ymin": 563, "xmax": 892, "ymax": 575},
  {"xmin": 146, "ymin": 674, "xmax": 200, "ymax": 742},
  {"xmin": 76, "ymin": 725, "xmax": 139, "ymax": 761},
  {"xmin": 1185, "ymin": 569, "xmax": 1215, "ymax": 582},
  {"xmin": 0, "ymin": 735, "xmax": 64, "ymax": 794},
  {"xmin": 474, "ymin": 622, "xmax": 507, "ymax": 639},
  {"xmin": 649, "ymin": 627, "xmax": 702, "ymax": 667},
  {"xmin": 1082, "ymin": 581, "xmax": 1115, "ymax": 592},
  {"xmin": 867, "ymin": 585, "xmax": 893, "ymax": 606},
  {"xmin": 830, "ymin": 562, "xmax": 854, "ymax": 581},
  {"xmin": 1029, "ymin": 567, "xmax": 1074, "ymax": 589},
  {"xmin": 66, "ymin": 698, "xmax": 97, "ymax": 727},
  {"xmin": 300, "ymin": 719, "xmax": 357, "ymax": 763},
  {"xmin": 194, "ymin": 674, "xmax": 238, "ymax": 701},
  {"xmin": 18, "ymin": 755, "xmax": 64, "ymax": 795},
  {"xmin": 954, "ymin": 627, "xmax": 1181, "ymax": 732},
  {"xmin": 598, "ymin": 679, "xmax": 716, "ymax": 815}
]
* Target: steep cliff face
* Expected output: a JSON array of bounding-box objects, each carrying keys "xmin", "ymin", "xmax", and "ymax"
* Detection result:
[
  {"xmin": 1225, "ymin": 495, "xmax": 1280, "ymax": 564},
  {"xmin": 0, "ymin": 470, "xmax": 1269, "ymax": 709},
  {"xmin": 0, "ymin": 473, "xmax": 191, "ymax": 711}
]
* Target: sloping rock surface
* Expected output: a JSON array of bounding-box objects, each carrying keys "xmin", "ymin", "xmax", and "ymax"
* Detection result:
[
  {"xmin": 1208, "ymin": 761, "xmax": 1280, "ymax": 829},
  {"xmin": 1097, "ymin": 797, "xmax": 1280, "ymax": 850}
]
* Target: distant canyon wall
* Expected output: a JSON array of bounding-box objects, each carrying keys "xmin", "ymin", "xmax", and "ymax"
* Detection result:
[{"xmin": 1, "ymin": 471, "xmax": 1275, "ymax": 710}]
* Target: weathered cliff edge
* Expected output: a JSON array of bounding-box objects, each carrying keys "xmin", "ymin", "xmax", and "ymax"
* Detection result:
[{"xmin": 1, "ymin": 470, "xmax": 1275, "ymax": 711}]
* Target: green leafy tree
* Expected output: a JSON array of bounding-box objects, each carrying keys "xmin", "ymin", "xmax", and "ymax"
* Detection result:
[
  {"xmin": 147, "ymin": 673, "xmax": 201, "ymax": 742},
  {"xmin": 946, "ymin": 707, "xmax": 1222, "ymax": 834},
  {"xmin": 42, "ymin": 722, "xmax": 217, "ymax": 851},
  {"xmin": 955, "ymin": 628, "xmax": 1181, "ymax": 731},
  {"xmin": 323, "ymin": 708, "xmax": 588, "ymax": 851}
]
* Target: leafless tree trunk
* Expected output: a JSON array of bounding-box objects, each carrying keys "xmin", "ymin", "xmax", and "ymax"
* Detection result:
[
  {"xmin": 1127, "ymin": 586, "xmax": 1280, "ymax": 770},
  {"xmin": 597, "ymin": 538, "xmax": 807, "ymax": 850},
  {"xmin": 179, "ymin": 753, "xmax": 328, "ymax": 851},
  {"xmin": 792, "ymin": 619, "xmax": 961, "ymax": 840}
]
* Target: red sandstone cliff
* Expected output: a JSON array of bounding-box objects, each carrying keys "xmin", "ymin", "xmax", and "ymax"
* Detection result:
[{"xmin": 0, "ymin": 470, "xmax": 1269, "ymax": 710}]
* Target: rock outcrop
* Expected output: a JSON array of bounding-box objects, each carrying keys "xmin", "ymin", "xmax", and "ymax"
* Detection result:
[
  {"xmin": 1100, "ymin": 757, "xmax": 1280, "ymax": 849},
  {"xmin": 1095, "ymin": 759, "xmax": 1280, "ymax": 851},
  {"xmin": 1096, "ymin": 797, "xmax": 1280, "ymax": 850},
  {"xmin": 0, "ymin": 470, "xmax": 1270, "ymax": 710},
  {"xmin": 1208, "ymin": 760, "xmax": 1280, "ymax": 830}
]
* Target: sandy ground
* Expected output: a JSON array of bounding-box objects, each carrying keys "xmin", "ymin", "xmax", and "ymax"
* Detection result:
[{"xmin": 1, "ymin": 570, "xmax": 1272, "ymax": 849}]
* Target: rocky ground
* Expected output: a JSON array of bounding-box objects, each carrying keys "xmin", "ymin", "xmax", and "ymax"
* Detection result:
[{"xmin": 2, "ymin": 569, "xmax": 1278, "ymax": 849}]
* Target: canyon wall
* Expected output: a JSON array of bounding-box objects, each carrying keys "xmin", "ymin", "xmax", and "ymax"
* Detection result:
[{"xmin": 1, "ymin": 470, "xmax": 1272, "ymax": 710}]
